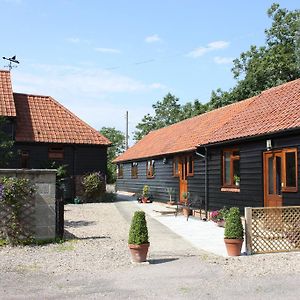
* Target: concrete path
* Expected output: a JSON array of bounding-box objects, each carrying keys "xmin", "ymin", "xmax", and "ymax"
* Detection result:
[
  {"xmin": 115, "ymin": 197, "xmax": 205, "ymax": 261},
  {"xmin": 116, "ymin": 194, "xmax": 245, "ymax": 256}
]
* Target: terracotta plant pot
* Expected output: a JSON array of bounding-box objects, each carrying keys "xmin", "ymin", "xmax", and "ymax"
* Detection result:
[
  {"xmin": 217, "ymin": 220, "xmax": 226, "ymax": 227},
  {"xmin": 142, "ymin": 197, "xmax": 148, "ymax": 203},
  {"xmin": 167, "ymin": 201, "xmax": 175, "ymax": 206},
  {"xmin": 128, "ymin": 243, "xmax": 150, "ymax": 263},
  {"xmin": 224, "ymin": 238, "xmax": 243, "ymax": 256},
  {"xmin": 182, "ymin": 207, "xmax": 192, "ymax": 217}
]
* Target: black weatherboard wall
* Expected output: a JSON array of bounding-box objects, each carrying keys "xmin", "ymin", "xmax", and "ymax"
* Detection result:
[
  {"xmin": 8, "ymin": 143, "xmax": 108, "ymax": 177},
  {"xmin": 116, "ymin": 132, "xmax": 300, "ymax": 211},
  {"xmin": 205, "ymin": 132, "xmax": 300, "ymax": 211},
  {"xmin": 116, "ymin": 156, "xmax": 180, "ymax": 201}
]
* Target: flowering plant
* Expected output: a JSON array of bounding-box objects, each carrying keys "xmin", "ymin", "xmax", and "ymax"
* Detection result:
[{"xmin": 210, "ymin": 207, "xmax": 229, "ymax": 223}]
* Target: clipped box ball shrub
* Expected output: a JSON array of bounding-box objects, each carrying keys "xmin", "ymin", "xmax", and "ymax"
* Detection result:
[
  {"xmin": 128, "ymin": 211, "xmax": 149, "ymax": 245},
  {"xmin": 224, "ymin": 207, "xmax": 244, "ymax": 240}
]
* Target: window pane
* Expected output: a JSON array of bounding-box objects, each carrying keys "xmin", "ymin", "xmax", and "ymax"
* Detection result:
[
  {"xmin": 188, "ymin": 156, "xmax": 193, "ymax": 174},
  {"xmin": 268, "ymin": 157, "xmax": 274, "ymax": 194},
  {"xmin": 276, "ymin": 156, "xmax": 282, "ymax": 195},
  {"xmin": 173, "ymin": 158, "xmax": 179, "ymax": 176},
  {"xmin": 152, "ymin": 160, "xmax": 155, "ymax": 176},
  {"xmin": 233, "ymin": 159, "xmax": 240, "ymax": 178},
  {"xmin": 286, "ymin": 152, "xmax": 296, "ymax": 187},
  {"xmin": 224, "ymin": 152, "xmax": 231, "ymax": 185}
]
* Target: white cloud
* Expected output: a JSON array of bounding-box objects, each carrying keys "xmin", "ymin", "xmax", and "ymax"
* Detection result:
[
  {"xmin": 12, "ymin": 65, "xmax": 165, "ymax": 145},
  {"xmin": 94, "ymin": 47, "xmax": 121, "ymax": 54},
  {"xmin": 13, "ymin": 64, "xmax": 164, "ymax": 98},
  {"xmin": 145, "ymin": 34, "xmax": 162, "ymax": 43},
  {"xmin": 187, "ymin": 40, "xmax": 230, "ymax": 58},
  {"xmin": 66, "ymin": 37, "xmax": 80, "ymax": 43},
  {"xmin": 214, "ymin": 56, "xmax": 234, "ymax": 64},
  {"xmin": 207, "ymin": 41, "xmax": 229, "ymax": 49},
  {"xmin": 149, "ymin": 83, "xmax": 166, "ymax": 89}
]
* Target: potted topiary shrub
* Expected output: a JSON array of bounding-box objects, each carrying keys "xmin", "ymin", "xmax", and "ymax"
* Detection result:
[
  {"xmin": 224, "ymin": 207, "xmax": 244, "ymax": 256},
  {"xmin": 142, "ymin": 185, "xmax": 150, "ymax": 203},
  {"xmin": 182, "ymin": 192, "xmax": 192, "ymax": 217},
  {"xmin": 128, "ymin": 211, "xmax": 150, "ymax": 263}
]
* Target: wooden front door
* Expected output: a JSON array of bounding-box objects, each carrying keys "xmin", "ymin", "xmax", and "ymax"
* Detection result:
[
  {"xmin": 178, "ymin": 157, "xmax": 188, "ymax": 203},
  {"xmin": 263, "ymin": 151, "xmax": 283, "ymax": 207}
]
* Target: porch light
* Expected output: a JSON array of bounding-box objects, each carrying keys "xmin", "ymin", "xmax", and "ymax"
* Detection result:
[{"xmin": 266, "ymin": 139, "xmax": 272, "ymax": 150}]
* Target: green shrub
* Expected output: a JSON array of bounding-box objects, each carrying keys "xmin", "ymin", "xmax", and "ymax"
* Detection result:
[
  {"xmin": 224, "ymin": 207, "xmax": 244, "ymax": 240},
  {"xmin": 82, "ymin": 172, "xmax": 105, "ymax": 201},
  {"xmin": 128, "ymin": 211, "xmax": 149, "ymax": 245},
  {"xmin": 0, "ymin": 177, "xmax": 36, "ymax": 245},
  {"xmin": 142, "ymin": 185, "xmax": 149, "ymax": 198}
]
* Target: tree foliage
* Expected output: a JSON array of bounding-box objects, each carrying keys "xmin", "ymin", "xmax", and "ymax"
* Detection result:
[
  {"xmin": 133, "ymin": 4, "xmax": 300, "ymax": 141},
  {"xmin": 134, "ymin": 93, "xmax": 181, "ymax": 141},
  {"xmin": 100, "ymin": 127, "xmax": 125, "ymax": 183}
]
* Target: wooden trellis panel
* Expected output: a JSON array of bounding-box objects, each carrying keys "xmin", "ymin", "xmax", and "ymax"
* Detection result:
[
  {"xmin": 245, "ymin": 206, "xmax": 300, "ymax": 254},
  {"xmin": 0, "ymin": 199, "xmax": 35, "ymax": 240}
]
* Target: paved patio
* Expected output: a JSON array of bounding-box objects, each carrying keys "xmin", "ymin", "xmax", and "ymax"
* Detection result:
[{"xmin": 117, "ymin": 193, "xmax": 246, "ymax": 257}]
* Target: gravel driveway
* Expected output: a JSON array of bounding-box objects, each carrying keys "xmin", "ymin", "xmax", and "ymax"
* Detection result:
[{"xmin": 0, "ymin": 200, "xmax": 299, "ymax": 299}]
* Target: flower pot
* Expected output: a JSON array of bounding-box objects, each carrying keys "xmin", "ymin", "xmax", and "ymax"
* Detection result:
[
  {"xmin": 182, "ymin": 207, "xmax": 192, "ymax": 217},
  {"xmin": 217, "ymin": 220, "xmax": 226, "ymax": 227},
  {"xmin": 167, "ymin": 201, "xmax": 175, "ymax": 206},
  {"xmin": 142, "ymin": 197, "xmax": 148, "ymax": 203},
  {"xmin": 128, "ymin": 243, "xmax": 150, "ymax": 263},
  {"xmin": 224, "ymin": 238, "xmax": 243, "ymax": 256}
]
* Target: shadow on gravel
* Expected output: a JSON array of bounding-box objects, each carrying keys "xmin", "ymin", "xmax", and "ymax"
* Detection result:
[
  {"xmin": 64, "ymin": 230, "xmax": 111, "ymax": 241},
  {"xmin": 65, "ymin": 220, "xmax": 97, "ymax": 228},
  {"xmin": 148, "ymin": 258, "xmax": 179, "ymax": 264}
]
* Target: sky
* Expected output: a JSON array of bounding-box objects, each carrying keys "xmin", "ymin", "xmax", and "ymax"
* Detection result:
[{"xmin": 0, "ymin": 0, "xmax": 298, "ymax": 145}]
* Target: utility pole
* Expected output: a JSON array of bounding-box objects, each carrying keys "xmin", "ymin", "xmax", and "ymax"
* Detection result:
[{"xmin": 125, "ymin": 111, "xmax": 129, "ymax": 150}]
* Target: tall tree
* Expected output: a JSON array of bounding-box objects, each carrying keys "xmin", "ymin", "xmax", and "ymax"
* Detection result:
[
  {"xmin": 133, "ymin": 4, "xmax": 300, "ymax": 141},
  {"xmin": 223, "ymin": 3, "xmax": 300, "ymax": 103},
  {"xmin": 100, "ymin": 127, "xmax": 125, "ymax": 183}
]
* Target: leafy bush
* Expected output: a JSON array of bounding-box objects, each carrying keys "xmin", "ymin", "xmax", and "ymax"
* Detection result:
[
  {"xmin": 128, "ymin": 211, "xmax": 149, "ymax": 245},
  {"xmin": 142, "ymin": 185, "xmax": 149, "ymax": 198},
  {"xmin": 82, "ymin": 172, "xmax": 105, "ymax": 201},
  {"xmin": 0, "ymin": 177, "xmax": 36, "ymax": 245},
  {"xmin": 224, "ymin": 207, "xmax": 244, "ymax": 240}
]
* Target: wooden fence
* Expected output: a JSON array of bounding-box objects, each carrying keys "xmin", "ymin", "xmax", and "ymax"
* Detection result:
[{"xmin": 245, "ymin": 206, "xmax": 300, "ymax": 254}]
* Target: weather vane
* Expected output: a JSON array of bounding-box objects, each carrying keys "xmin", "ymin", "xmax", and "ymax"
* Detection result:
[{"xmin": 2, "ymin": 55, "xmax": 20, "ymax": 71}]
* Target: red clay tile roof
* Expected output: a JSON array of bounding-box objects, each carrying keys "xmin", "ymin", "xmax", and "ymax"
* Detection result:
[
  {"xmin": 114, "ymin": 78, "xmax": 300, "ymax": 162},
  {"xmin": 14, "ymin": 93, "xmax": 111, "ymax": 145},
  {"xmin": 0, "ymin": 70, "xmax": 16, "ymax": 117},
  {"xmin": 204, "ymin": 79, "xmax": 300, "ymax": 145}
]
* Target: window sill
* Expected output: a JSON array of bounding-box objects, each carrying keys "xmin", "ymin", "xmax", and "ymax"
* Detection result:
[{"xmin": 221, "ymin": 187, "xmax": 240, "ymax": 193}]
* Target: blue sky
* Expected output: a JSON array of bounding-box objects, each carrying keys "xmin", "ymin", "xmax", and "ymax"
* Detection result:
[{"xmin": 0, "ymin": 0, "xmax": 298, "ymax": 144}]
